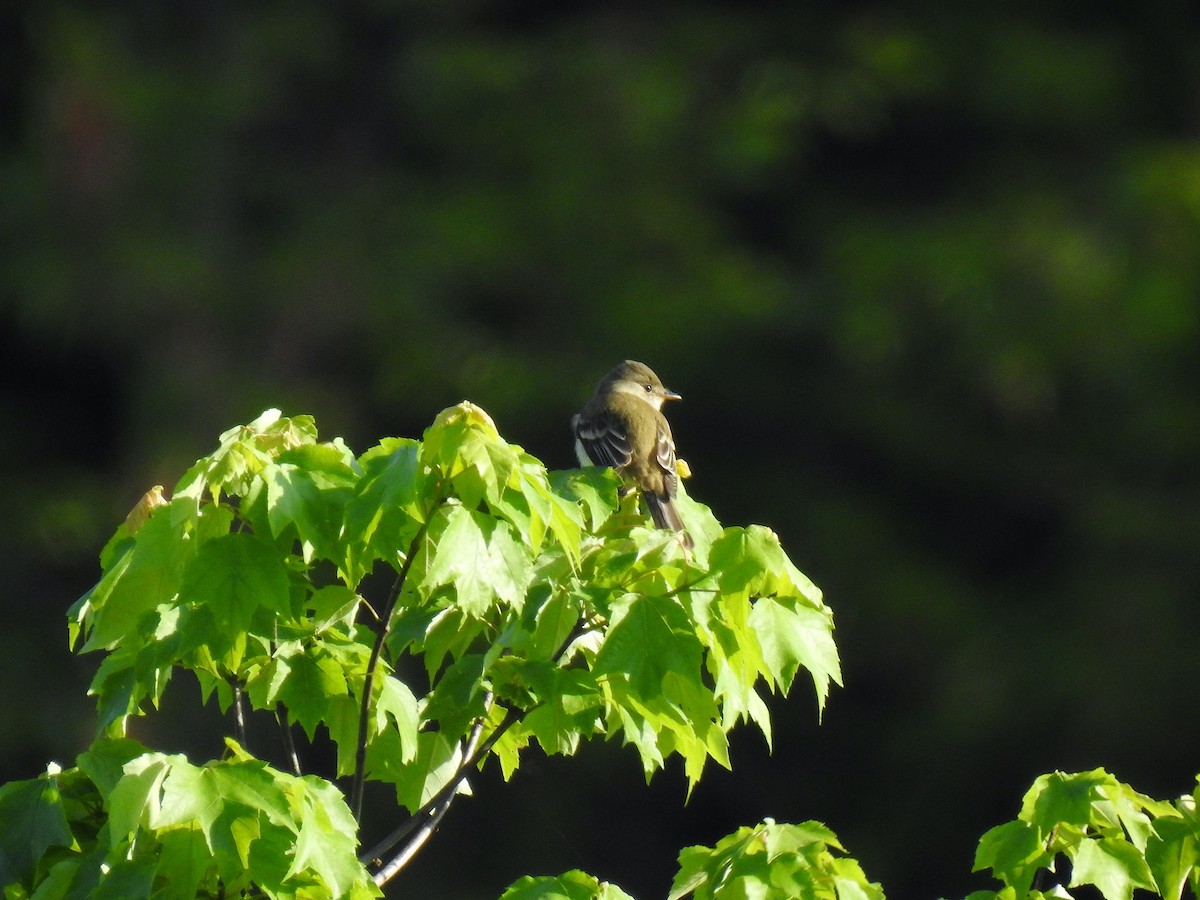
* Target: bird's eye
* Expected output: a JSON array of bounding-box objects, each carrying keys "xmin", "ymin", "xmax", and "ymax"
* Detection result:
[{"xmin": 643, "ymin": 383, "xmax": 653, "ymax": 392}]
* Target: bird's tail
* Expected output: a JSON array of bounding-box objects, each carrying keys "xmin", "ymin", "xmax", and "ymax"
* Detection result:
[{"xmin": 644, "ymin": 493, "xmax": 694, "ymax": 550}]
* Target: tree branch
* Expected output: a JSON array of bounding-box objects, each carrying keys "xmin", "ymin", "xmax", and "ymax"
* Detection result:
[
  {"xmin": 370, "ymin": 696, "xmax": 494, "ymax": 886},
  {"xmin": 361, "ymin": 702, "xmax": 522, "ymax": 877},
  {"xmin": 276, "ymin": 706, "xmax": 302, "ymax": 776},
  {"xmin": 232, "ymin": 681, "xmax": 247, "ymax": 748},
  {"xmin": 361, "ymin": 615, "xmax": 595, "ymax": 878},
  {"xmin": 350, "ymin": 508, "xmax": 439, "ymax": 821}
]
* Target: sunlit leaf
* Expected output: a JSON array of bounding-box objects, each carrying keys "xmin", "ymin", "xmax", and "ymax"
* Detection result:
[
  {"xmin": 423, "ymin": 402, "xmax": 520, "ymax": 510},
  {"xmin": 342, "ymin": 438, "xmax": 426, "ymax": 582},
  {"xmin": 264, "ymin": 443, "xmax": 357, "ymax": 563},
  {"xmin": 594, "ymin": 595, "xmax": 703, "ymax": 699},
  {"xmin": 1070, "ymin": 836, "xmax": 1156, "ymax": 900},
  {"xmin": 422, "ymin": 505, "xmax": 533, "ymax": 617},
  {"xmin": 179, "ymin": 532, "xmax": 291, "ymax": 636},
  {"xmin": 1022, "ymin": 770, "xmax": 1115, "ymax": 832},
  {"xmin": 500, "ymin": 870, "xmax": 636, "ymax": 900},
  {"xmin": 748, "ymin": 596, "xmax": 841, "ymax": 710}
]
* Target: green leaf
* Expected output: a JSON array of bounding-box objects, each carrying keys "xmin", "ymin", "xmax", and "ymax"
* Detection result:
[
  {"xmin": 1096, "ymin": 780, "xmax": 1168, "ymax": 853},
  {"xmin": 154, "ymin": 825, "xmax": 214, "ymax": 900},
  {"xmin": 423, "ymin": 402, "xmax": 520, "ymax": 510},
  {"xmin": 204, "ymin": 755, "xmax": 294, "ymax": 830},
  {"xmin": 174, "ymin": 409, "xmax": 320, "ymax": 501},
  {"xmin": 87, "ymin": 652, "xmax": 142, "ymax": 734},
  {"xmin": 500, "ymin": 870, "xmax": 635, "ymax": 900},
  {"xmin": 668, "ymin": 819, "xmax": 875, "ymax": 900},
  {"xmin": 286, "ymin": 777, "xmax": 368, "ymax": 898},
  {"xmin": 1069, "ymin": 836, "xmax": 1156, "ymax": 900},
  {"xmin": 973, "ymin": 819, "xmax": 1048, "ymax": 898},
  {"xmin": 246, "ymin": 643, "xmax": 349, "ymax": 738},
  {"xmin": 91, "ymin": 854, "xmax": 157, "ymax": 900},
  {"xmin": 0, "ymin": 771, "xmax": 74, "ymax": 884},
  {"xmin": 264, "ymin": 443, "xmax": 357, "ymax": 563},
  {"xmin": 28, "ymin": 855, "xmax": 91, "ymax": 899},
  {"xmin": 424, "ymin": 653, "xmax": 489, "ymax": 737},
  {"xmin": 531, "ymin": 591, "xmax": 583, "ymax": 660},
  {"xmin": 550, "ymin": 467, "xmax": 622, "ymax": 530},
  {"xmin": 154, "ymin": 760, "xmax": 222, "ymax": 832},
  {"xmin": 307, "ymin": 583, "xmax": 362, "ymax": 632},
  {"xmin": 1022, "ymin": 769, "xmax": 1115, "ymax": 831},
  {"xmin": 388, "ymin": 732, "xmax": 464, "ymax": 813},
  {"xmin": 422, "ymin": 505, "xmax": 533, "ymax": 617},
  {"xmin": 77, "ymin": 738, "xmax": 149, "ymax": 794},
  {"xmin": 1145, "ymin": 812, "xmax": 1200, "ymax": 900},
  {"xmin": 514, "ymin": 666, "xmax": 603, "ymax": 756},
  {"xmin": 342, "ymin": 438, "xmax": 425, "ymax": 582},
  {"xmin": 708, "ymin": 526, "xmax": 823, "ymax": 606},
  {"xmin": 747, "ymin": 596, "xmax": 841, "ymax": 710},
  {"xmin": 107, "ymin": 753, "xmax": 173, "ymax": 842},
  {"xmin": 494, "ymin": 454, "xmax": 588, "ymax": 561},
  {"xmin": 76, "ymin": 498, "xmax": 206, "ymax": 651},
  {"xmin": 594, "ymin": 595, "xmax": 703, "ymax": 699},
  {"xmin": 375, "ymin": 675, "xmax": 421, "ymax": 764},
  {"xmin": 703, "ymin": 602, "xmax": 770, "ymax": 738},
  {"xmin": 104, "ymin": 750, "xmax": 376, "ymax": 896},
  {"xmin": 179, "ymin": 531, "xmax": 291, "ymax": 637},
  {"xmin": 419, "ymin": 604, "xmax": 490, "ymax": 677}
]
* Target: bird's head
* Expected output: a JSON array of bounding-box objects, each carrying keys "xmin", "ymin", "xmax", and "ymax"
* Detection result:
[{"xmin": 602, "ymin": 360, "xmax": 682, "ymax": 411}]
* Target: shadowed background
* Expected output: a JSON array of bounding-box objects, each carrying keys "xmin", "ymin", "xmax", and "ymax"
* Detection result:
[{"xmin": 3, "ymin": 2, "xmax": 1199, "ymax": 897}]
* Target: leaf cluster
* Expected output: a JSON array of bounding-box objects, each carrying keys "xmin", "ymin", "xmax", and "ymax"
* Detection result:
[
  {"xmin": 0, "ymin": 738, "xmax": 375, "ymax": 899},
  {"xmin": 492, "ymin": 769, "xmax": 1200, "ymax": 900},
  {"xmin": 6, "ymin": 406, "xmax": 1200, "ymax": 900},
  {"xmin": 971, "ymin": 768, "xmax": 1200, "ymax": 900},
  {"xmin": 492, "ymin": 819, "xmax": 882, "ymax": 900},
  {"xmin": 25, "ymin": 405, "xmax": 840, "ymax": 897}
]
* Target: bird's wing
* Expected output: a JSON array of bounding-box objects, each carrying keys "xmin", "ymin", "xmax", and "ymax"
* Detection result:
[
  {"xmin": 653, "ymin": 423, "xmax": 679, "ymax": 498},
  {"xmin": 574, "ymin": 411, "xmax": 633, "ymax": 471}
]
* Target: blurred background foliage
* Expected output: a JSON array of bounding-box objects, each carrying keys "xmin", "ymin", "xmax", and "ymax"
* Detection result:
[{"xmin": 2, "ymin": 1, "xmax": 1199, "ymax": 897}]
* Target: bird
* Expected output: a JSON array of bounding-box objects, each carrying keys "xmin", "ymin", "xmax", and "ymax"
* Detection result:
[{"xmin": 572, "ymin": 360, "xmax": 693, "ymax": 549}]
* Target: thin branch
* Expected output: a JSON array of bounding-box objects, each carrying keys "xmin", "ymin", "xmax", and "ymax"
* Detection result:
[
  {"xmin": 361, "ymin": 703, "xmax": 522, "ymax": 873},
  {"xmin": 276, "ymin": 706, "xmax": 302, "ymax": 776},
  {"xmin": 350, "ymin": 509, "xmax": 439, "ymax": 821},
  {"xmin": 362, "ymin": 617, "xmax": 592, "ymax": 876},
  {"xmin": 371, "ymin": 696, "xmax": 492, "ymax": 886},
  {"xmin": 232, "ymin": 682, "xmax": 247, "ymax": 748},
  {"xmin": 269, "ymin": 617, "xmax": 302, "ymax": 775}
]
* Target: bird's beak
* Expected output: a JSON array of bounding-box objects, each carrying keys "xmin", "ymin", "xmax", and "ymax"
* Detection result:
[{"xmin": 661, "ymin": 388, "xmax": 682, "ymax": 402}]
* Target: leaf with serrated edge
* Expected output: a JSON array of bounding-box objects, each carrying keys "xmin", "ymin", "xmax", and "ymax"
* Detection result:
[
  {"xmin": 1070, "ymin": 836, "xmax": 1156, "ymax": 900},
  {"xmin": 179, "ymin": 532, "xmax": 291, "ymax": 636},
  {"xmin": 748, "ymin": 596, "xmax": 841, "ymax": 712},
  {"xmin": 422, "ymin": 505, "xmax": 533, "ymax": 617}
]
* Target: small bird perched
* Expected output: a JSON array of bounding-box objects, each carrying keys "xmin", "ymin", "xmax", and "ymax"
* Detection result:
[{"xmin": 572, "ymin": 360, "xmax": 693, "ymax": 549}]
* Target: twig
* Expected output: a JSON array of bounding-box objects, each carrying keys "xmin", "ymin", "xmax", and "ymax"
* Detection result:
[
  {"xmin": 269, "ymin": 618, "xmax": 302, "ymax": 775},
  {"xmin": 362, "ymin": 618, "xmax": 594, "ymax": 877},
  {"xmin": 355, "ymin": 535, "xmax": 700, "ymax": 883},
  {"xmin": 276, "ymin": 706, "xmax": 302, "ymax": 776},
  {"xmin": 233, "ymin": 682, "xmax": 247, "ymax": 748},
  {"xmin": 371, "ymin": 698, "xmax": 493, "ymax": 886},
  {"xmin": 362, "ymin": 703, "xmax": 522, "ymax": 875},
  {"xmin": 350, "ymin": 510, "xmax": 439, "ymax": 821}
]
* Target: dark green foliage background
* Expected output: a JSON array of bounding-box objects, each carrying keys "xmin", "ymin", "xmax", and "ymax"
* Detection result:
[{"xmin": 2, "ymin": 2, "xmax": 1198, "ymax": 897}]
